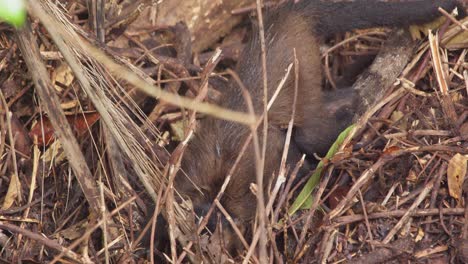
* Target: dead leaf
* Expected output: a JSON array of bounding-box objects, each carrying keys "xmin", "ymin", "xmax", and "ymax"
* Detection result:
[
  {"xmin": 0, "ymin": 215, "xmax": 40, "ymax": 223},
  {"xmin": 447, "ymin": 153, "xmax": 468, "ymax": 200},
  {"xmin": 170, "ymin": 120, "xmax": 186, "ymax": 141},
  {"xmin": 415, "ymin": 227, "xmax": 424, "ymax": 242},
  {"xmin": 406, "ymin": 170, "xmax": 418, "ymax": 182},
  {"xmin": 383, "ymin": 146, "xmax": 401, "ymax": 155},
  {"xmin": 60, "ymin": 100, "xmax": 79, "ymax": 110},
  {"xmin": 2, "ymin": 173, "xmax": 22, "ymax": 209},
  {"xmin": 29, "ymin": 112, "xmax": 100, "ymax": 146},
  {"xmin": 42, "ymin": 140, "xmax": 66, "ymax": 165},
  {"xmin": 67, "ymin": 112, "xmax": 101, "ymax": 136},
  {"xmin": 52, "ymin": 63, "xmax": 74, "ymax": 92},
  {"xmin": 451, "ymin": 92, "xmax": 463, "ymax": 102},
  {"xmin": 391, "ymin": 110, "xmax": 407, "ymax": 130}
]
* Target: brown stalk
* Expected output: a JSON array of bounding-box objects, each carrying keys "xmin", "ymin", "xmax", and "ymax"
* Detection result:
[{"xmin": 254, "ymin": 0, "xmax": 269, "ymax": 262}]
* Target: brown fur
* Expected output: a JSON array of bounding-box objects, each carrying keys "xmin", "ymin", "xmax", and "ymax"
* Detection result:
[{"xmin": 173, "ymin": 0, "xmax": 465, "ymax": 255}]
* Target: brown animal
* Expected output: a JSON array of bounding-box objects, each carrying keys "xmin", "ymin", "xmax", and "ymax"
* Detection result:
[{"xmin": 174, "ymin": 0, "xmax": 465, "ymax": 254}]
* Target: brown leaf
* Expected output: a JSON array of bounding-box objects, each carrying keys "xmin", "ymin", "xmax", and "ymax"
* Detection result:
[
  {"xmin": 447, "ymin": 153, "xmax": 468, "ymax": 200},
  {"xmin": 2, "ymin": 173, "xmax": 21, "ymax": 210},
  {"xmin": 383, "ymin": 146, "xmax": 401, "ymax": 155},
  {"xmin": 390, "ymin": 110, "xmax": 407, "ymax": 130},
  {"xmin": 52, "ymin": 63, "xmax": 74, "ymax": 92},
  {"xmin": 29, "ymin": 112, "xmax": 100, "ymax": 146}
]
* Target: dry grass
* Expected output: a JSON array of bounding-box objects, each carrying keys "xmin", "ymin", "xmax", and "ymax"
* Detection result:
[{"xmin": 0, "ymin": 0, "xmax": 466, "ymax": 263}]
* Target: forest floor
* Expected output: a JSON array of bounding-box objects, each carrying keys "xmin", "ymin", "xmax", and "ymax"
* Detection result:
[{"xmin": 0, "ymin": 0, "xmax": 467, "ymax": 263}]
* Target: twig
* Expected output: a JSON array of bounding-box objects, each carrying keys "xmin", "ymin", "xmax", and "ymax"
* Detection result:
[
  {"xmin": 438, "ymin": 7, "xmax": 468, "ymax": 31},
  {"xmin": 331, "ymin": 208, "xmax": 464, "ymax": 227},
  {"xmin": 428, "ymin": 31, "xmax": 458, "ymax": 127},
  {"xmin": 254, "ymin": 0, "xmax": 269, "ymax": 262},
  {"xmin": 382, "ymin": 176, "xmax": 436, "ymax": 243}
]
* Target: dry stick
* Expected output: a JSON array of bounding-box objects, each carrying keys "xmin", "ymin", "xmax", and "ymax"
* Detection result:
[
  {"xmin": 98, "ymin": 182, "xmax": 109, "ymax": 264},
  {"xmin": 358, "ymin": 190, "xmax": 374, "ymax": 249},
  {"xmin": 425, "ymin": 158, "xmax": 444, "ymax": 231},
  {"xmin": 353, "ymin": 30, "xmax": 414, "ymax": 117},
  {"xmin": 324, "ymin": 54, "xmax": 337, "ymax": 90},
  {"xmin": 384, "ymin": 130, "xmax": 452, "ymax": 139},
  {"xmin": 265, "ymin": 49, "xmax": 298, "ymax": 218},
  {"xmin": 318, "ymin": 229, "xmax": 338, "ymax": 264},
  {"xmin": 332, "ymin": 208, "xmax": 464, "ymax": 227},
  {"xmin": 449, "ymin": 49, "xmax": 467, "ymax": 81},
  {"xmin": 255, "ymin": 0, "xmax": 269, "ymax": 262},
  {"xmin": 166, "ymin": 167, "xmax": 182, "ymax": 263},
  {"xmin": 149, "ymin": 182, "xmax": 165, "ymax": 264},
  {"xmin": 438, "ymin": 203, "xmax": 451, "ymax": 235},
  {"xmin": 382, "ymin": 174, "xmax": 437, "ymax": 244},
  {"xmin": 438, "ymin": 7, "xmax": 468, "ymax": 31},
  {"xmin": 15, "ymin": 19, "xmax": 108, "ymax": 229},
  {"xmin": 268, "ymin": 229, "xmax": 283, "ymax": 264},
  {"xmin": 49, "ymin": 196, "xmax": 137, "ymax": 264},
  {"xmin": 414, "ymin": 245, "xmax": 449, "ymax": 259},
  {"xmin": 273, "ymin": 156, "xmax": 305, "ymax": 223},
  {"xmin": 429, "ymin": 31, "xmax": 458, "ymax": 127},
  {"xmin": 87, "ymin": 0, "xmax": 105, "ymax": 43},
  {"xmin": 464, "ymin": 70, "xmax": 468, "ymax": 96}
]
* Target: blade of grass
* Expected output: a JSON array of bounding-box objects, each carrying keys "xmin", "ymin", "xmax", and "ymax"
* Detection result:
[{"xmin": 287, "ymin": 124, "xmax": 355, "ymax": 216}]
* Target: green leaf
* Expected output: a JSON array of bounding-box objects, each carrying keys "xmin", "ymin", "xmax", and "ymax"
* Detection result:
[
  {"xmin": 0, "ymin": 0, "xmax": 26, "ymax": 27},
  {"xmin": 287, "ymin": 124, "xmax": 355, "ymax": 216}
]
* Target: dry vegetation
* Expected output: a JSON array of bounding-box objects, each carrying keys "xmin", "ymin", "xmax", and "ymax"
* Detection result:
[{"xmin": 0, "ymin": 0, "xmax": 467, "ymax": 263}]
